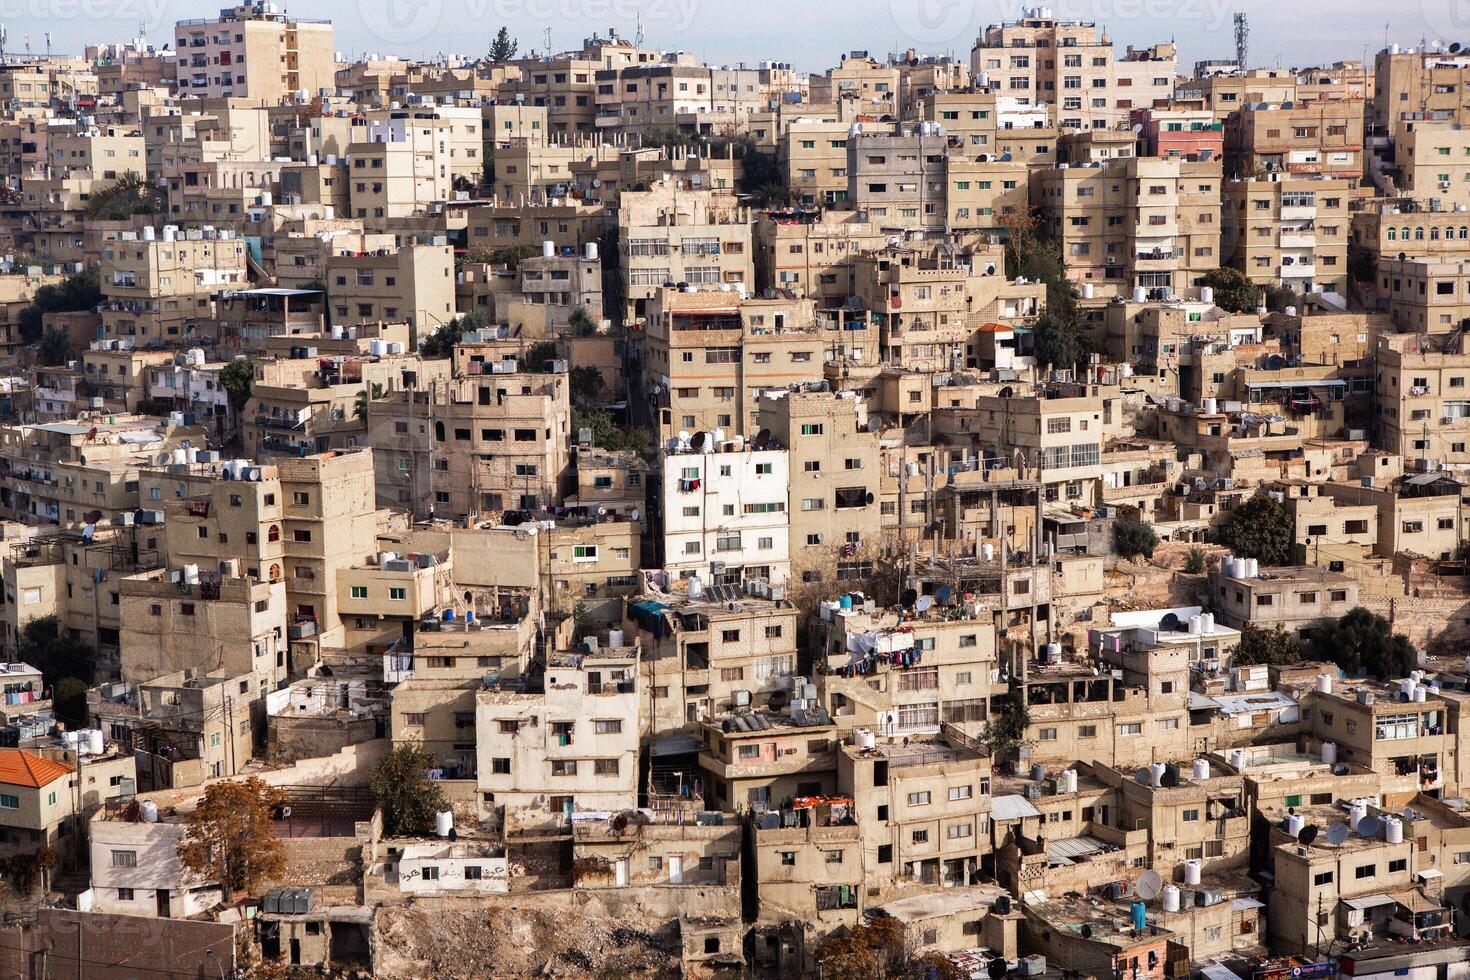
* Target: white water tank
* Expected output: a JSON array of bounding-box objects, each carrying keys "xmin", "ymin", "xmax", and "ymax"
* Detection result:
[
  {"xmin": 1150, "ymin": 763, "xmax": 1167, "ymax": 788},
  {"xmin": 140, "ymin": 800, "xmax": 159, "ymax": 823},
  {"xmin": 1384, "ymin": 816, "xmax": 1404, "ymax": 844},
  {"xmin": 1316, "ymin": 674, "xmax": 1332, "ymax": 695},
  {"xmin": 1184, "ymin": 860, "xmax": 1202, "ymax": 885},
  {"xmin": 1202, "ymin": 398, "xmax": 1218, "ymax": 414},
  {"xmin": 1081, "ymin": 282, "xmax": 1095, "ymax": 299},
  {"xmin": 1133, "ymin": 286, "xmax": 1148, "ymax": 303},
  {"xmin": 88, "ymin": 730, "xmax": 104, "ymax": 755},
  {"xmin": 1163, "ymin": 884, "xmax": 1181, "ymax": 912},
  {"xmin": 183, "ymin": 564, "xmax": 200, "ymax": 585},
  {"xmin": 1063, "ymin": 769, "xmax": 1078, "ymax": 793},
  {"xmin": 1188, "ymin": 615, "xmax": 1202, "ymax": 635},
  {"xmin": 858, "ymin": 729, "xmax": 877, "ymax": 751},
  {"xmin": 435, "ymin": 810, "xmax": 453, "ymax": 838},
  {"xmin": 1415, "ymin": 686, "xmax": 1428, "ymax": 702},
  {"xmin": 1046, "ymin": 643, "xmax": 1062, "ymax": 664},
  {"xmin": 608, "ymin": 628, "xmax": 625, "ymax": 648},
  {"xmin": 1286, "ymin": 813, "xmax": 1306, "ymax": 838},
  {"xmin": 1321, "ymin": 741, "xmax": 1336, "ymax": 764},
  {"xmin": 584, "ymin": 241, "xmax": 599, "ymax": 261},
  {"xmin": 1192, "ymin": 758, "xmax": 1210, "ymax": 781},
  {"xmin": 542, "ymin": 240, "xmax": 555, "ymax": 258},
  {"xmin": 1201, "ymin": 613, "xmax": 1215, "ymax": 632},
  {"xmin": 981, "ymin": 542, "xmax": 995, "ymax": 561},
  {"xmin": 1284, "ymin": 306, "xmax": 1297, "ymax": 317},
  {"xmin": 1200, "ymin": 286, "xmax": 1214, "ymax": 304},
  {"xmin": 1349, "ymin": 799, "xmax": 1369, "ymax": 831},
  {"xmin": 687, "ymin": 575, "xmax": 703, "ymax": 600},
  {"xmin": 1228, "ymin": 748, "xmax": 1247, "ymax": 769},
  {"xmin": 1244, "ymin": 558, "xmax": 1259, "ymax": 578}
]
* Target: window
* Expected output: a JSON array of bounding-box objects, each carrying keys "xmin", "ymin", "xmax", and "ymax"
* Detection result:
[
  {"xmin": 117, "ymin": 888, "xmax": 134, "ymax": 901},
  {"xmin": 1389, "ymin": 859, "xmax": 1407, "ymax": 873},
  {"xmin": 1314, "ymin": 871, "xmax": 1334, "ymax": 885},
  {"xmin": 421, "ymin": 866, "xmax": 440, "ymax": 881},
  {"xmin": 907, "ymin": 791, "xmax": 931, "ymax": 806},
  {"xmin": 912, "ymin": 830, "xmax": 929, "ymax": 844},
  {"xmin": 111, "ymin": 850, "xmax": 138, "ymax": 868},
  {"xmin": 949, "ymin": 785, "xmax": 972, "ymax": 801},
  {"xmin": 947, "ymin": 823, "xmax": 973, "ymax": 839},
  {"xmin": 350, "ymin": 586, "xmax": 367, "ymax": 599},
  {"xmin": 594, "ymin": 719, "xmax": 622, "ymax": 735},
  {"xmin": 1182, "ymin": 809, "xmax": 1200, "ymax": 822},
  {"xmin": 594, "ymin": 759, "xmax": 619, "ymax": 776},
  {"xmin": 1355, "ymin": 865, "xmax": 1376, "ymax": 879},
  {"xmin": 1119, "ymin": 722, "xmax": 1142, "ymax": 736}
]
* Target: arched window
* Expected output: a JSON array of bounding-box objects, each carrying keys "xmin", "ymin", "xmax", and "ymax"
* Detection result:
[
  {"xmin": 1432, "ymin": 227, "xmax": 1441, "ymax": 240},
  {"xmin": 435, "ymin": 421, "xmax": 446, "ymax": 441},
  {"xmin": 1416, "ymin": 227, "xmax": 1426, "ymax": 240},
  {"xmin": 268, "ymin": 524, "xmax": 281, "ymax": 543},
  {"xmin": 1388, "ymin": 228, "xmax": 1397, "ymax": 240}
]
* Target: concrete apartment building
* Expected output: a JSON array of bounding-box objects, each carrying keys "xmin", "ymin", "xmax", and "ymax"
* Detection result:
[
  {"xmin": 365, "ymin": 367, "xmax": 572, "ymax": 520},
  {"xmin": 0, "ymin": 749, "xmax": 80, "ymax": 861},
  {"xmin": 753, "ymin": 210, "xmax": 890, "ymax": 305},
  {"xmin": 99, "ymin": 227, "xmax": 248, "ymax": 344},
  {"xmin": 1222, "ymin": 100, "xmax": 1366, "ymax": 181},
  {"xmin": 1392, "ymin": 121, "xmax": 1470, "ymax": 206},
  {"xmin": 345, "ymin": 118, "xmax": 453, "ymax": 221},
  {"xmin": 1375, "ymin": 331, "xmax": 1470, "ymax": 468},
  {"xmin": 1223, "ymin": 175, "xmax": 1351, "ymax": 295},
  {"xmin": 89, "ymin": 804, "xmax": 221, "ymax": 918},
  {"xmin": 1175, "ymin": 69, "xmax": 1298, "ymax": 121},
  {"xmin": 969, "ymin": 11, "xmax": 1176, "ymax": 131},
  {"xmin": 642, "ymin": 288, "xmax": 826, "ymax": 439},
  {"xmin": 1207, "ymin": 562, "xmax": 1358, "ymax": 642},
  {"xmin": 756, "ymin": 389, "xmax": 882, "ymax": 582},
  {"xmin": 1032, "ymin": 156, "xmax": 1223, "ymax": 298},
  {"xmin": 660, "ymin": 440, "xmax": 791, "ymax": 587},
  {"xmin": 323, "ymin": 241, "xmax": 455, "ymax": 342},
  {"xmin": 1373, "ymin": 47, "xmax": 1470, "ymax": 139},
  {"xmin": 476, "ymin": 634, "xmax": 639, "ymax": 831},
  {"xmin": 174, "ymin": 2, "xmax": 335, "ymax": 101},
  {"xmin": 780, "ymin": 119, "xmax": 859, "ymax": 207},
  {"xmin": 1374, "ymin": 255, "xmax": 1470, "ymax": 333},
  {"xmin": 808, "ymin": 53, "xmax": 901, "ymax": 109},
  {"xmin": 623, "ymin": 589, "xmax": 798, "ymax": 730},
  {"xmin": 846, "ymin": 128, "xmax": 949, "ymax": 233},
  {"xmin": 500, "ymin": 32, "xmax": 663, "ymax": 136},
  {"xmin": 618, "ymin": 188, "xmax": 753, "ymax": 320}
]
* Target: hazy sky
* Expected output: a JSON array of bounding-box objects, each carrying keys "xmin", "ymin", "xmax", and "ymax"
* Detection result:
[{"xmin": 5, "ymin": 0, "xmax": 1465, "ymax": 73}]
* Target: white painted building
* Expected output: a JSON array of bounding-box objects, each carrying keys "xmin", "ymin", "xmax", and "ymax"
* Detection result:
[
  {"xmin": 661, "ymin": 441, "xmax": 791, "ymax": 586},
  {"xmin": 88, "ymin": 807, "xmax": 222, "ymax": 918},
  {"xmin": 393, "ymin": 841, "xmax": 509, "ymax": 895}
]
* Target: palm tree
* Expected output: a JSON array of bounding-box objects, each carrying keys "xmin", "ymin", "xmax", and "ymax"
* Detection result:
[{"xmin": 355, "ymin": 383, "xmax": 385, "ymax": 421}]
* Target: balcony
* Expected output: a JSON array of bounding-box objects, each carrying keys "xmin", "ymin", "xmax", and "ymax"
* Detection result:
[
  {"xmin": 1279, "ymin": 263, "xmax": 1316, "ymax": 279},
  {"xmin": 1279, "ymin": 230, "xmax": 1317, "ymax": 249},
  {"xmin": 1280, "ymin": 205, "xmax": 1316, "ymax": 221}
]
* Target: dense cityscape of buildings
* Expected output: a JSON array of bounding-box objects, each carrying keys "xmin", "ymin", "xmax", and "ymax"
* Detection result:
[{"xmin": 0, "ymin": 2, "xmax": 1467, "ymax": 977}]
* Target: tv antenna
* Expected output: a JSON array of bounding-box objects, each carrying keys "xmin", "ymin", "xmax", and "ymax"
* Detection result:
[{"xmin": 1233, "ymin": 13, "xmax": 1249, "ymax": 71}]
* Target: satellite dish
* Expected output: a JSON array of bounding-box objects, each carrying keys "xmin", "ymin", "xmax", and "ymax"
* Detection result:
[
  {"xmin": 690, "ymin": 430, "xmax": 707, "ymax": 451},
  {"xmin": 1298, "ymin": 825, "xmax": 1319, "ymax": 846},
  {"xmin": 1135, "ymin": 767, "xmax": 1152, "ymax": 784},
  {"xmin": 1080, "ymin": 924, "xmax": 1093, "ymax": 939},
  {"xmin": 629, "ymin": 508, "xmax": 640, "ymax": 523},
  {"xmin": 1453, "ymin": 41, "xmax": 1463, "ymax": 53},
  {"xmin": 753, "ymin": 428, "xmax": 772, "ymax": 449},
  {"xmin": 1131, "ymin": 123, "xmax": 1143, "ymax": 134},
  {"xmin": 1357, "ymin": 814, "xmax": 1381, "ymax": 839},
  {"xmin": 988, "ymin": 957, "xmax": 1008, "ymax": 980},
  {"xmin": 1159, "ymin": 612, "xmax": 1180, "ymax": 631},
  {"xmin": 1325, "ymin": 823, "xmax": 1349, "ymax": 846},
  {"xmin": 900, "ymin": 588, "xmax": 918, "ymax": 609},
  {"xmin": 1137, "ymin": 870, "xmax": 1163, "ymax": 901},
  {"xmin": 1399, "ymin": 251, "xmax": 1408, "ymax": 262},
  {"xmin": 916, "ymin": 595, "xmax": 934, "ymax": 613}
]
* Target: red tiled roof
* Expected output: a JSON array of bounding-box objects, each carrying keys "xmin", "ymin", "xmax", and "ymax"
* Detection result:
[{"xmin": 0, "ymin": 749, "xmax": 71, "ymax": 788}]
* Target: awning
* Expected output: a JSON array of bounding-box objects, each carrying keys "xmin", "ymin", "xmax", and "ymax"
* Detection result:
[
  {"xmin": 991, "ymin": 794, "xmax": 1042, "ymax": 821},
  {"xmin": 1343, "ymin": 894, "xmax": 1396, "ymax": 912},
  {"xmin": 1232, "ymin": 897, "xmax": 1265, "ymax": 911},
  {"xmin": 1246, "ymin": 379, "xmax": 1347, "ymax": 389},
  {"xmin": 1418, "ymin": 869, "xmax": 1444, "ymax": 881}
]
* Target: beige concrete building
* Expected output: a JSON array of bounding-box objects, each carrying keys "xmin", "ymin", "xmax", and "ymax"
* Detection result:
[
  {"xmin": 324, "ymin": 242, "xmax": 455, "ymax": 342},
  {"xmin": 174, "ymin": 3, "xmax": 335, "ymax": 102},
  {"xmin": 970, "ymin": 13, "xmax": 1175, "ymax": 131},
  {"xmin": 1032, "ymin": 156, "xmax": 1223, "ymax": 298},
  {"xmin": 99, "ymin": 227, "xmax": 248, "ymax": 344},
  {"xmin": 1224, "ymin": 175, "xmax": 1351, "ymax": 296},
  {"xmin": 618, "ymin": 188, "xmax": 753, "ymax": 321},
  {"xmin": 1223, "ymin": 100, "xmax": 1366, "ymax": 181}
]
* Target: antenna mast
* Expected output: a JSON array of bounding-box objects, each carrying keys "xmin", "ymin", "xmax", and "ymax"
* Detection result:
[{"xmin": 1233, "ymin": 13, "xmax": 1249, "ymax": 72}]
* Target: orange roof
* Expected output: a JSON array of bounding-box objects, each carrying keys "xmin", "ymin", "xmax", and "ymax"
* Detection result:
[{"xmin": 0, "ymin": 749, "xmax": 72, "ymax": 788}]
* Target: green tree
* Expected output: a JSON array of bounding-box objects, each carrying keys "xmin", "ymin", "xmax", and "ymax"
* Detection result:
[
  {"xmin": 1031, "ymin": 310, "xmax": 1086, "ymax": 371},
  {"xmin": 371, "ymin": 743, "xmax": 448, "ymax": 836},
  {"xmin": 1199, "ymin": 267, "xmax": 1259, "ymax": 313},
  {"xmin": 1184, "ymin": 546, "xmax": 1207, "ymax": 574},
  {"xmin": 18, "ymin": 267, "xmax": 101, "ymax": 343},
  {"xmin": 37, "ymin": 326, "xmax": 72, "ymax": 366},
  {"xmin": 17, "ymin": 616, "xmax": 94, "ymax": 687},
  {"xmin": 1232, "ymin": 624, "xmax": 1302, "ymax": 667},
  {"xmin": 1312, "ymin": 608, "xmax": 1416, "ymax": 680},
  {"xmin": 84, "ymin": 172, "xmax": 165, "ymax": 220},
  {"xmin": 420, "ymin": 322, "xmax": 463, "ymax": 359},
  {"xmin": 488, "ymin": 26, "xmax": 519, "ymax": 64},
  {"xmin": 52, "ymin": 677, "xmax": 89, "ymax": 727},
  {"xmin": 982, "ymin": 690, "xmax": 1029, "ymax": 760},
  {"xmin": 1217, "ymin": 492, "xmax": 1294, "ymax": 566},
  {"xmin": 1113, "ymin": 508, "xmax": 1159, "ymax": 560},
  {"xmin": 569, "ymin": 365, "xmax": 605, "ymax": 406},
  {"xmin": 568, "ymin": 305, "xmax": 598, "ymax": 336},
  {"xmin": 219, "ymin": 359, "xmax": 255, "ymax": 414},
  {"xmin": 523, "ymin": 341, "xmax": 559, "ymax": 372},
  {"xmin": 354, "ymin": 382, "xmax": 385, "ymax": 420},
  {"xmin": 177, "ymin": 778, "xmax": 286, "ymax": 895},
  {"xmin": 1263, "ymin": 282, "xmax": 1302, "ymax": 313},
  {"xmin": 574, "ymin": 409, "xmax": 653, "ymax": 457}
]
